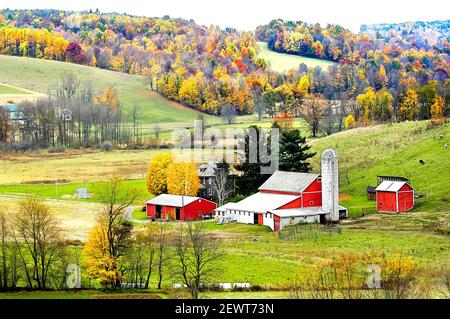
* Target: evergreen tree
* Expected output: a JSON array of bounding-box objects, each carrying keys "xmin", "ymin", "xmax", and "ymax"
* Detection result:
[
  {"xmin": 279, "ymin": 129, "xmax": 315, "ymax": 172},
  {"xmin": 235, "ymin": 126, "xmax": 271, "ymax": 195}
]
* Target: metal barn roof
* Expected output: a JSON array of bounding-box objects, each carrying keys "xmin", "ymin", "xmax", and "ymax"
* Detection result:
[
  {"xmin": 215, "ymin": 192, "xmax": 300, "ymax": 214},
  {"xmin": 270, "ymin": 207, "xmax": 326, "ymax": 218},
  {"xmin": 146, "ymin": 194, "xmax": 200, "ymax": 207},
  {"xmin": 375, "ymin": 181, "xmax": 412, "ymax": 192},
  {"xmin": 258, "ymin": 171, "xmax": 320, "ymax": 194}
]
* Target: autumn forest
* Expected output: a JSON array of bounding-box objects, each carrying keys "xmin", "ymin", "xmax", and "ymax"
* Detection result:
[{"xmin": 0, "ymin": 9, "xmax": 448, "ymax": 126}]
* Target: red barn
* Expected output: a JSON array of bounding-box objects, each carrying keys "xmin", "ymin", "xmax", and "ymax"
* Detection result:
[
  {"xmin": 375, "ymin": 181, "xmax": 415, "ymax": 213},
  {"xmin": 146, "ymin": 194, "xmax": 217, "ymax": 221}
]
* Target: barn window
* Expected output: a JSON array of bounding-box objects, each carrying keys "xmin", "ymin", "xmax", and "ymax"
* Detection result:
[
  {"xmin": 317, "ymin": 177, "xmax": 322, "ymax": 182},
  {"xmin": 208, "ymin": 188, "xmax": 213, "ymax": 196},
  {"xmin": 310, "ymin": 200, "xmax": 314, "ymax": 205}
]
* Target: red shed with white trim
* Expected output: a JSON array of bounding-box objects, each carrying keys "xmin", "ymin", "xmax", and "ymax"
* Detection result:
[
  {"xmin": 375, "ymin": 181, "xmax": 415, "ymax": 213},
  {"xmin": 146, "ymin": 194, "xmax": 217, "ymax": 221}
]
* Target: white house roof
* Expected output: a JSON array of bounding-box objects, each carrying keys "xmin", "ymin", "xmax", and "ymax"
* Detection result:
[
  {"xmin": 146, "ymin": 194, "xmax": 200, "ymax": 207},
  {"xmin": 258, "ymin": 171, "xmax": 320, "ymax": 194},
  {"xmin": 375, "ymin": 181, "xmax": 412, "ymax": 192},
  {"xmin": 215, "ymin": 192, "xmax": 300, "ymax": 214}
]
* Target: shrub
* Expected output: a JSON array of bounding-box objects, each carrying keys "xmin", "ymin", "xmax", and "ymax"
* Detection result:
[
  {"xmin": 48, "ymin": 145, "xmax": 65, "ymax": 153},
  {"xmin": 100, "ymin": 141, "xmax": 113, "ymax": 152}
]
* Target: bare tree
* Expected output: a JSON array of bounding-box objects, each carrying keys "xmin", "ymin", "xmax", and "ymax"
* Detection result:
[
  {"xmin": 301, "ymin": 95, "xmax": 326, "ymax": 138},
  {"xmin": 0, "ymin": 209, "xmax": 19, "ymax": 290},
  {"xmin": 156, "ymin": 222, "xmax": 170, "ymax": 290},
  {"xmin": 220, "ymin": 104, "xmax": 237, "ymax": 124},
  {"xmin": 129, "ymin": 105, "xmax": 142, "ymax": 143},
  {"xmin": 174, "ymin": 222, "xmax": 221, "ymax": 299},
  {"xmin": 126, "ymin": 223, "xmax": 159, "ymax": 289},
  {"xmin": 11, "ymin": 197, "xmax": 66, "ymax": 289},
  {"xmin": 212, "ymin": 162, "xmax": 233, "ymax": 207}
]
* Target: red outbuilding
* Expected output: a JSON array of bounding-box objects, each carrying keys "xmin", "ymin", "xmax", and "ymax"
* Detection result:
[
  {"xmin": 146, "ymin": 194, "xmax": 217, "ymax": 221},
  {"xmin": 375, "ymin": 181, "xmax": 415, "ymax": 213}
]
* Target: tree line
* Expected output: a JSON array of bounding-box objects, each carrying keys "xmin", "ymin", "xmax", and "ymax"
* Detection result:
[
  {"xmin": 0, "ymin": 74, "xmax": 142, "ymax": 150},
  {"xmin": 1, "ymin": 10, "xmax": 448, "ymax": 123}
]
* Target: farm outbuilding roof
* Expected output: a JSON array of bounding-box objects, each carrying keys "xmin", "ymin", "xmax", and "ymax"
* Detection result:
[
  {"xmin": 375, "ymin": 181, "xmax": 413, "ymax": 192},
  {"xmin": 258, "ymin": 171, "xmax": 320, "ymax": 194},
  {"xmin": 146, "ymin": 194, "xmax": 201, "ymax": 207}
]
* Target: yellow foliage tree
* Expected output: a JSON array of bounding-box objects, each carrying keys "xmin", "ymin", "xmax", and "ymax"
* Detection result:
[
  {"xmin": 431, "ymin": 95, "xmax": 444, "ymax": 120},
  {"xmin": 166, "ymin": 162, "xmax": 200, "ymax": 196},
  {"xmin": 344, "ymin": 114, "xmax": 356, "ymax": 129},
  {"xmin": 93, "ymin": 86, "xmax": 119, "ymax": 109},
  {"xmin": 297, "ymin": 75, "xmax": 310, "ymax": 97},
  {"xmin": 82, "ymin": 224, "xmax": 121, "ymax": 288},
  {"xmin": 399, "ymin": 89, "xmax": 419, "ymax": 121},
  {"xmin": 146, "ymin": 152, "xmax": 174, "ymax": 195},
  {"xmin": 178, "ymin": 77, "xmax": 201, "ymax": 107},
  {"xmin": 357, "ymin": 87, "xmax": 376, "ymax": 123}
]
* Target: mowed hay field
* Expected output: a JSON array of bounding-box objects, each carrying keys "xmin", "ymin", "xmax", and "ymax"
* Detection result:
[
  {"xmin": 0, "ymin": 196, "xmax": 99, "ymax": 240},
  {"xmin": 0, "ymin": 83, "xmax": 47, "ymax": 104},
  {"xmin": 310, "ymin": 120, "xmax": 450, "ymax": 213},
  {"xmin": 257, "ymin": 42, "xmax": 337, "ymax": 73},
  {"xmin": 0, "ymin": 55, "xmax": 216, "ymax": 125}
]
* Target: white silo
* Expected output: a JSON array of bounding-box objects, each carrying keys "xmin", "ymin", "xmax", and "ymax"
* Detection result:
[{"xmin": 321, "ymin": 149, "xmax": 340, "ymax": 222}]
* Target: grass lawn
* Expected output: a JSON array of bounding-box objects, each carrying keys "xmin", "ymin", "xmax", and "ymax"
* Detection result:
[
  {"xmin": 132, "ymin": 208, "xmax": 149, "ymax": 220},
  {"xmin": 0, "ymin": 55, "xmax": 217, "ymax": 125},
  {"xmin": 257, "ymin": 42, "xmax": 337, "ymax": 73},
  {"xmin": 0, "ymin": 289, "xmax": 169, "ymax": 299}
]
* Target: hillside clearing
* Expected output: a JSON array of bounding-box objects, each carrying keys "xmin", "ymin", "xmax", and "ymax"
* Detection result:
[
  {"xmin": 0, "ymin": 55, "xmax": 217, "ymax": 125},
  {"xmin": 0, "ymin": 82, "xmax": 47, "ymax": 104},
  {"xmin": 257, "ymin": 42, "xmax": 337, "ymax": 73},
  {"xmin": 310, "ymin": 120, "xmax": 450, "ymax": 213}
]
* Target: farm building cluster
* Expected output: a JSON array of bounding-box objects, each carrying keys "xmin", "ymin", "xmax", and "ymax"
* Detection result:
[
  {"xmin": 214, "ymin": 149, "xmax": 348, "ymax": 231},
  {"xmin": 144, "ymin": 148, "xmax": 415, "ymax": 231}
]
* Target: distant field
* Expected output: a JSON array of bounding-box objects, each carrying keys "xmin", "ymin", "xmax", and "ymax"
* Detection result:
[
  {"xmin": 310, "ymin": 120, "xmax": 450, "ymax": 213},
  {"xmin": 257, "ymin": 42, "xmax": 337, "ymax": 73},
  {"xmin": 0, "ymin": 196, "xmax": 100, "ymax": 240},
  {"xmin": 0, "ymin": 55, "xmax": 217, "ymax": 125},
  {"xmin": 0, "ymin": 83, "xmax": 31, "ymax": 94},
  {"xmin": 0, "ymin": 148, "xmax": 236, "ymax": 185},
  {"xmin": 0, "ymin": 82, "xmax": 47, "ymax": 104}
]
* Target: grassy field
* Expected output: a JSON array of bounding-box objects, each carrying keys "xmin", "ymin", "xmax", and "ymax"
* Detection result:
[
  {"xmin": 0, "ymin": 82, "xmax": 47, "ymax": 104},
  {"xmin": 0, "ymin": 55, "xmax": 217, "ymax": 125},
  {"xmin": 0, "ymin": 83, "xmax": 32, "ymax": 94},
  {"xmin": 309, "ymin": 120, "xmax": 450, "ymax": 214},
  {"xmin": 257, "ymin": 42, "xmax": 337, "ymax": 73},
  {"xmin": 0, "ymin": 148, "xmax": 235, "ymax": 185},
  {"xmin": 0, "ymin": 196, "xmax": 100, "ymax": 240}
]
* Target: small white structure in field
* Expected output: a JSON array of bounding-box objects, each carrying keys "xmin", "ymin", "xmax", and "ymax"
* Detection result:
[
  {"xmin": 321, "ymin": 149, "xmax": 340, "ymax": 222},
  {"xmin": 76, "ymin": 188, "xmax": 89, "ymax": 199}
]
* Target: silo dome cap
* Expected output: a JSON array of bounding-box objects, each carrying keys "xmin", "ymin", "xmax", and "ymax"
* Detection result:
[{"xmin": 321, "ymin": 148, "xmax": 338, "ymax": 159}]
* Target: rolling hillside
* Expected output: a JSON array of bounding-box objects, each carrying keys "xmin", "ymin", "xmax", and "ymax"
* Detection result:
[
  {"xmin": 257, "ymin": 42, "xmax": 337, "ymax": 73},
  {"xmin": 310, "ymin": 120, "xmax": 450, "ymax": 213},
  {"xmin": 0, "ymin": 55, "xmax": 217, "ymax": 126}
]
